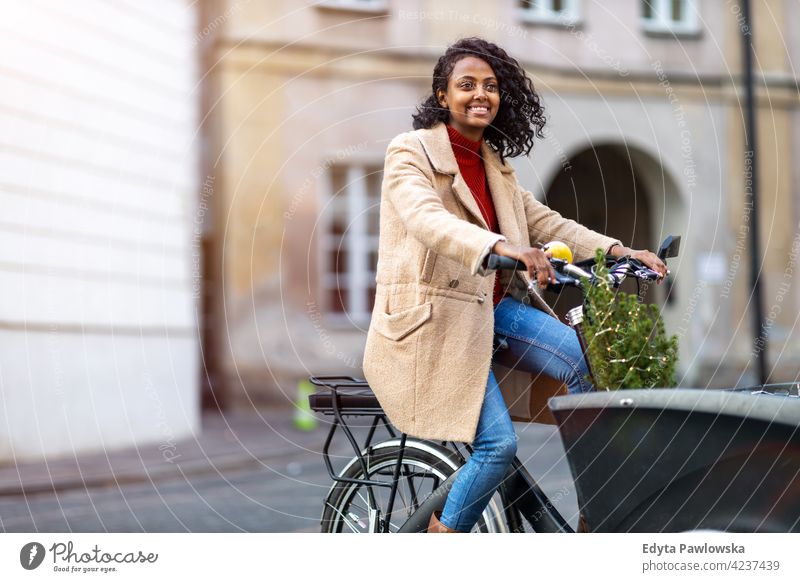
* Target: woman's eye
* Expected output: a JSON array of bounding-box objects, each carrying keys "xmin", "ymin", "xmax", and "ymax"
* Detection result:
[{"xmin": 459, "ymin": 81, "xmax": 497, "ymax": 92}]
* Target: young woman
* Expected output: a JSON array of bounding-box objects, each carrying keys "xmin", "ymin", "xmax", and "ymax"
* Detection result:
[{"xmin": 362, "ymin": 37, "xmax": 667, "ymax": 533}]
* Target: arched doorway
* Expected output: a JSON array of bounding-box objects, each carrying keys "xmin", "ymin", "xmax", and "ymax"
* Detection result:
[{"xmin": 542, "ymin": 144, "xmax": 662, "ymax": 321}]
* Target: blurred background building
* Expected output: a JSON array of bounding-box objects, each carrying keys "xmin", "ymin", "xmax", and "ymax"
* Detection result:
[
  {"xmin": 201, "ymin": 0, "xmax": 800, "ymax": 409},
  {"xmin": 2, "ymin": 0, "xmax": 799, "ymax": 460},
  {"xmin": 0, "ymin": 1, "xmax": 200, "ymax": 461}
]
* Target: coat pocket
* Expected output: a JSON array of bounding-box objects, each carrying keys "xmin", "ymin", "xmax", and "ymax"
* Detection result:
[{"xmin": 372, "ymin": 302, "xmax": 432, "ymax": 341}]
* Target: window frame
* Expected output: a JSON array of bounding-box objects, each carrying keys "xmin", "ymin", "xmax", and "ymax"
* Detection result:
[
  {"xmin": 641, "ymin": 0, "xmax": 700, "ymax": 36},
  {"xmin": 319, "ymin": 162, "xmax": 381, "ymax": 327},
  {"xmin": 517, "ymin": 0, "xmax": 582, "ymax": 26},
  {"xmin": 316, "ymin": 0, "xmax": 389, "ymax": 15}
]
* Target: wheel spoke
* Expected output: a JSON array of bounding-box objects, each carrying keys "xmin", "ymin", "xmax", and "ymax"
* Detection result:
[{"xmin": 324, "ymin": 502, "xmax": 362, "ymax": 533}]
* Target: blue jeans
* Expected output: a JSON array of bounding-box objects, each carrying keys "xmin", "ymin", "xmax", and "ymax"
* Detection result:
[{"xmin": 438, "ymin": 296, "xmax": 592, "ymax": 531}]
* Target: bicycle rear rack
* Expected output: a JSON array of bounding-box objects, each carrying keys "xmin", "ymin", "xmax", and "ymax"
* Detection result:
[
  {"xmin": 308, "ymin": 375, "xmax": 412, "ymax": 532},
  {"xmin": 308, "ymin": 375, "xmax": 399, "ymax": 486}
]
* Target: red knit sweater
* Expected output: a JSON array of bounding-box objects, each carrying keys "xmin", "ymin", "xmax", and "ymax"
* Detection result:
[{"xmin": 446, "ymin": 125, "xmax": 503, "ymax": 305}]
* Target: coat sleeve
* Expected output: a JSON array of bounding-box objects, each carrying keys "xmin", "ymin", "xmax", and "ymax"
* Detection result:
[
  {"xmin": 382, "ymin": 133, "xmax": 506, "ymax": 276},
  {"xmin": 515, "ymin": 174, "xmax": 621, "ymax": 262}
]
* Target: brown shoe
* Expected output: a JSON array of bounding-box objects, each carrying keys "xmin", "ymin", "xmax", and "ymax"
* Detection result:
[{"xmin": 427, "ymin": 511, "xmax": 460, "ymax": 533}]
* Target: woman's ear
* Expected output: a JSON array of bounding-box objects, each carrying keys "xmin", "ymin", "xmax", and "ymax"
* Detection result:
[{"xmin": 436, "ymin": 89, "xmax": 447, "ymax": 109}]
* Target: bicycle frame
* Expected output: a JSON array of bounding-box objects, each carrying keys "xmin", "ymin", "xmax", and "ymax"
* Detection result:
[
  {"xmin": 397, "ymin": 457, "xmax": 575, "ymax": 533},
  {"xmin": 310, "ymin": 376, "xmax": 573, "ymax": 533}
]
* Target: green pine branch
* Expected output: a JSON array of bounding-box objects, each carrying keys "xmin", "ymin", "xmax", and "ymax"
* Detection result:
[{"xmin": 582, "ymin": 249, "xmax": 678, "ymax": 390}]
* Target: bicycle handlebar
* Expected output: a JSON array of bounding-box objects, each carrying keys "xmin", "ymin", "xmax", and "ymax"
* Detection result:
[
  {"xmin": 485, "ymin": 254, "xmax": 526, "ymax": 271},
  {"xmin": 485, "ymin": 235, "xmax": 680, "ymax": 292}
]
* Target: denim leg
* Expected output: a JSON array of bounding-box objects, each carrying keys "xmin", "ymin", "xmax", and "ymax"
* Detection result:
[
  {"xmin": 439, "ymin": 370, "xmax": 517, "ymax": 532},
  {"xmin": 493, "ymin": 297, "xmax": 593, "ymax": 394}
]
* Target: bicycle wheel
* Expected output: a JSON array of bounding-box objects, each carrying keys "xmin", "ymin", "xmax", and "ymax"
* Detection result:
[{"xmin": 321, "ymin": 438, "xmax": 506, "ymax": 533}]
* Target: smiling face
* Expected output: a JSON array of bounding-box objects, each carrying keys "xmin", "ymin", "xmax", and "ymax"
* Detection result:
[{"xmin": 436, "ymin": 56, "xmax": 500, "ymax": 141}]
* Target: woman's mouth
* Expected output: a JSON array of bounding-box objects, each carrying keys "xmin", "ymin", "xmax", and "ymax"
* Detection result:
[{"xmin": 466, "ymin": 105, "xmax": 490, "ymax": 117}]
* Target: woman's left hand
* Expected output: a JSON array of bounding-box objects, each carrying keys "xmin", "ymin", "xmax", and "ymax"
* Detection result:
[{"xmin": 610, "ymin": 245, "xmax": 669, "ymax": 283}]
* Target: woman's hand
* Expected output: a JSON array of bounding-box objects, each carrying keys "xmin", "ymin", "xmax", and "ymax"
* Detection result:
[
  {"xmin": 492, "ymin": 240, "xmax": 556, "ymax": 289},
  {"xmin": 609, "ymin": 245, "xmax": 669, "ymax": 283}
]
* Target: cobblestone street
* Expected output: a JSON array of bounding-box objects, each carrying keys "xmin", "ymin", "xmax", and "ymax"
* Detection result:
[{"xmin": 0, "ymin": 409, "xmax": 578, "ymax": 532}]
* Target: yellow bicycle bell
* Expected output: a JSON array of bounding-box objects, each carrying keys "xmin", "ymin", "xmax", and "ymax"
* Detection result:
[{"xmin": 543, "ymin": 241, "xmax": 573, "ymax": 264}]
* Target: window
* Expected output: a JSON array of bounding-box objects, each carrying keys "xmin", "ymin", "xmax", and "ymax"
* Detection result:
[
  {"xmin": 317, "ymin": 0, "xmax": 388, "ymax": 14},
  {"xmin": 518, "ymin": 0, "xmax": 580, "ymax": 25},
  {"xmin": 322, "ymin": 164, "xmax": 381, "ymax": 324},
  {"xmin": 641, "ymin": 0, "xmax": 699, "ymax": 35}
]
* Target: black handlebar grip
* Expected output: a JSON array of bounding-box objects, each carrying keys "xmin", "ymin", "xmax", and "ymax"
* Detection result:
[{"xmin": 486, "ymin": 254, "xmax": 527, "ymax": 270}]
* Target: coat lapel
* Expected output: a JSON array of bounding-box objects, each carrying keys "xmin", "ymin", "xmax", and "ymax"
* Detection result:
[
  {"xmin": 451, "ymin": 174, "xmax": 488, "ymax": 230},
  {"xmin": 417, "ymin": 123, "xmax": 489, "ymax": 230},
  {"xmin": 418, "ymin": 122, "xmax": 526, "ymax": 238},
  {"xmin": 482, "ymin": 142, "xmax": 522, "ymax": 248},
  {"xmin": 481, "ymin": 141, "xmax": 535, "ymax": 291}
]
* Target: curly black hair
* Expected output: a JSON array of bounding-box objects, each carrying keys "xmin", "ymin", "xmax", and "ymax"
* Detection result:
[{"xmin": 412, "ymin": 37, "xmax": 546, "ymax": 161}]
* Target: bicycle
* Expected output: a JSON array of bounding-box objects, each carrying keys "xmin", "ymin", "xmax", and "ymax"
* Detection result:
[{"xmin": 309, "ymin": 236, "xmax": 800, "ymax": 533}]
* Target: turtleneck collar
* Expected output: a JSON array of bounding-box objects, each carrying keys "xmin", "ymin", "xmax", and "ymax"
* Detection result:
[{"xmin": 446, "ymin": 124, "xmax": 483, "ymax": 165}]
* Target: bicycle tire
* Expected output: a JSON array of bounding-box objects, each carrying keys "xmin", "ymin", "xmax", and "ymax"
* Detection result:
[{"xmin": 321, "ymin": 439, "xmax": 506, "ymax": 533}]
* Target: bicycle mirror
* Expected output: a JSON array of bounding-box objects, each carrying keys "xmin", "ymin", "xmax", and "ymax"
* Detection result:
[{"xmin": 657, "ymin": 235, "xmax": 681, "ymax": 261}]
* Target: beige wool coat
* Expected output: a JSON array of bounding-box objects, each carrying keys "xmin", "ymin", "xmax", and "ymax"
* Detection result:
[{"xmin": 362, "ymin": 122, "xmax": 620, "ymax": 443}]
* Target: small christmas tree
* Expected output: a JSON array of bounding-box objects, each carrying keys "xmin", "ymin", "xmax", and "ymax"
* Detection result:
[{"xmin": 582, "ymin": 249, "xmax": 678, "ymax": 390}]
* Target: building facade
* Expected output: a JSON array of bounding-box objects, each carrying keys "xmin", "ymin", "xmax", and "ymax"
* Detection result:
[
  {"xmin": 201, "ymin": 0, "xmax": 800, "ymax": 406},
  {"xmin": 0, "ymin": 1, "xmax": 201, "ymax": 460}
]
